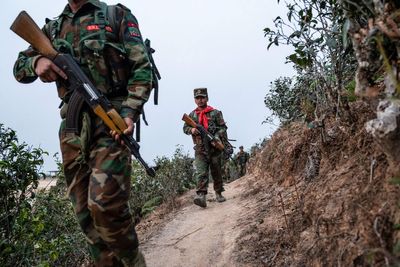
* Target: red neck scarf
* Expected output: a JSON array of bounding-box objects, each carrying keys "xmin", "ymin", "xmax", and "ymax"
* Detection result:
[{"xmin": 195, "ymin": 106, "xmax": 214, "ymax": 130}]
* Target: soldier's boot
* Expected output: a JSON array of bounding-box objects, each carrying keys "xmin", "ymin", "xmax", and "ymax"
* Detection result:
[
  {"xmin": 120, "ymin": 249, "xmax": 147, "ymax": 267},
  {"xmin": 194, "ymin": 193, "xmax": 207, "ymax": 208},
  {"xmin": 215, "ymin": 192, "xmax": 226, "ymax": 203}
]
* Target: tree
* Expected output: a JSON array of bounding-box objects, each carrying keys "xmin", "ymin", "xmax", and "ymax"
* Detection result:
[{"xmin": 265, "ymin": 0, "xmax": 357, "ymax": 123}]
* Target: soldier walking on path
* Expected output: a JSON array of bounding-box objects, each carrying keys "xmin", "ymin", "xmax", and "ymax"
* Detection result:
[
  {"xmin": 13, "ymin": 0, "xmax": 152, "ymax": 265},
  {"xmin": 183, "ymin": 88, "xmax": 227, "ymax": 208},
  {"xmin": 235, "ymin": 146, "xmax": 250, "ymax": 177}
]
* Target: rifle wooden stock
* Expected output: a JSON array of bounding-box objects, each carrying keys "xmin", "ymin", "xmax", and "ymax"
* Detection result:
[
  {"xmin": 182, "ymin": 113, "xmax": 224, "ymax": 151},
  {"xmin": 10, "ymin": 11, "xmax": 58, "ymax": 59},
  {"xmin": 182, "ymin": 113, "xmax": 197, "ymax": 128}
]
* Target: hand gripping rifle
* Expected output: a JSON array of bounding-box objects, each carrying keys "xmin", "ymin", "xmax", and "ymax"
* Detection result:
[
  {"xmin": 182, "ymin": 113, "xmax": 224, "ymax": 151},
  {"xmin": 11, "ymin": 11, "xmax": 156, "ymax": 177}
]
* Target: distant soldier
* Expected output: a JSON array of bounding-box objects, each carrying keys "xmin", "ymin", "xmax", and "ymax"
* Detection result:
[
  {"xmin": 235, "ymin": 146, "xmax": 250, "ymax": 177},
  {"xmin": 221, "ymin": 157, "xmax": 231, "ymax": 182},
  {"xmin": 183, "ymin": 88, "xmax": 227, "ymax": 208}
]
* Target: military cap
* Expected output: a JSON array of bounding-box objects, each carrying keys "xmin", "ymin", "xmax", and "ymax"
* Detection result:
[
  {"xmin": 194, "ymin": 88, "xmax": 208, "ymax": 98},
  {"xmin": 239, "ymin": 146, "xmax": 244, "ymax": 149}
]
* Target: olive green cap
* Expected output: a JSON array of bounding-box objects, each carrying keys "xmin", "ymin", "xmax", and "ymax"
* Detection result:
[{"xmin": 194, "ymin": 88, "xmax": 208, "ymax": 97}]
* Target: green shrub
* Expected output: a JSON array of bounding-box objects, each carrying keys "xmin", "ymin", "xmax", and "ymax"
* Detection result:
[
  {"xmin": 0, "ymin": 124, "xmax": 86, "ymax": 266},
  {"xmin": 129, "ymin": 146, "xmax": 195, "ymax": 217}
]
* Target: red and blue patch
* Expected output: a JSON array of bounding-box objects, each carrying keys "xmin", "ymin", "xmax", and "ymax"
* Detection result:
[
  {"xmin": 86, "ymin": 25, "xmax": 113, "ymax": 32},
  {"xmin": 127, "ymin": 21, "xmax": 141, "ymax": 37},
  {"xmin": 127, "ymin": 22, "xmax": 138, "ymax": 28}
]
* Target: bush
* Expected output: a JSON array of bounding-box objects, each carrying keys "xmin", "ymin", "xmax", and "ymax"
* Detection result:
[
  {"xmin": 264, "ymin": 0, "xmax": 357, "ymax": 123},
  {"xmin": 0, "ymin": 124, "xmax": 86, "ymax": 266},
  {"xmin": 129, "ymin": 146, "xmax": 195, "ymax": 217},
  {"xmin": 0, "ymin": 124, "xmax": 46, "ymax": 264}
]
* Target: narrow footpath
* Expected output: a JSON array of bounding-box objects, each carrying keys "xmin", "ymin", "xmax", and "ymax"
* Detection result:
[{"xmin": 141, "ymin": 177, "xmax": 254, "ymax": 267}]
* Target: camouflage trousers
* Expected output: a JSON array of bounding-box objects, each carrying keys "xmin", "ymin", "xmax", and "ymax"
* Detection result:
[
  {"xmin": 238, "ymin": 163, "xmax": 247, "ymax": 177},
  {"xmin": 59, "ymin": 114, "xmax": 145, "ymax": 267},
  {"xmin": 194, "ymin": 148, "xmax": 224, "ymax": 194},
  {"xmin": 221, "ymin": 160, "xmax": 231, "ymax": 182}
]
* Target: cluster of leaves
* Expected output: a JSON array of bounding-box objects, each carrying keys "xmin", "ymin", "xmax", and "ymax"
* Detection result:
[
  {"xmin": 130, "ymin": 145, "xmax": 195, "ymax": 217},
  {"xmin": 265, "ymin": 76, "xmax": 317, "ymax": 124},
  {"xmin": 0, "ymin": 124, "xmax": 86, "ymax": 266},
  {"xmin": 264, "ymin": 0, "xmax": 357, "ymax": 124}
]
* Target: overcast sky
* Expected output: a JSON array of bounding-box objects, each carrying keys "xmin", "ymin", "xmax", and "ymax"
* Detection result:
[{"xmin": 0, "ymin": 0, "xmax": 294, "ymax": 172}]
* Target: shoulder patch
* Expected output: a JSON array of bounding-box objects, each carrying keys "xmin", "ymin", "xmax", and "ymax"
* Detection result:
[{"xmin": 128, "ymin": 25, "xmax": 141, "ymax": 38}]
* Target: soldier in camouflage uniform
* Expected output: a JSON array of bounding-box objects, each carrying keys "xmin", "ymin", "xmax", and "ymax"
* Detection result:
[
  {"xmin": 235, "ymin": 146, "xmax": 250, "ymax": 177},
  {"xmin": 13, "ymin": 0, "xmax": 151, "ymax": 266},
  {"xmin": 183, "ymin": 88, "xmax": 227, "ymax": 208},
  {"xmin": 221, "ymin": 157, "xmax": 231, "ymax": 182}
]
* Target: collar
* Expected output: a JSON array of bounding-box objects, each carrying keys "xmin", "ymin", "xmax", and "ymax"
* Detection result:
[{"xmin": 59, "ymin": 0, "xmax": 102, "ymax": 17}]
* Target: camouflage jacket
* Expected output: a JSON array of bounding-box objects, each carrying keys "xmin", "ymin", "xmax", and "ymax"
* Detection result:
[
  {"xmin": 13, "ymin": 0, "xmax": 152, "ymax": 120},
  {"xmin": 235, "ymin": 151, "xmax": 249, "ymax": 165},
  {"xmin": 183, "ymin": 108, "xmax": 227, "ymax": 152}
]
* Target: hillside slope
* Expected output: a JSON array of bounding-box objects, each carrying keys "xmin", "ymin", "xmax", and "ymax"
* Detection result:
[
  {"xmin": 234, "ymin": 101, "xmax": 400, "ymax": 266},
  {"xmin": 138, "ymin": 101, "xmax": 400, "ymax": 266}
]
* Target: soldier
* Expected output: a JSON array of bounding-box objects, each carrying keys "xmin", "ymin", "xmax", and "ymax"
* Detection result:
[
  {"xmin": 235, "ymin": 146, "xmax": 250, "ymax": 177},
  {"xmin": 221, "ymin": 157, "xmax": 231, "ymax": 182},
  {"xmin": 221, "ymin": 142, "xmax": 234, "ymax": 182},
  {"xmin": 13, "ymin": 0, "xmax": 151, "ymax": 266},
  {"xmin": 183, "ymin": 88, "xmax": 227, "ymax": 208}
]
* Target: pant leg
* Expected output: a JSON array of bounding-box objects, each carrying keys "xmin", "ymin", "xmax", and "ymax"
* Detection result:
[
  {"xmin": 241, "ymin": 164, "xmax": 247, "ymax": 176},
  {"xmin": 88, "ymin": 119, "xmax": 141, "ymax": 267},
  {"xmin": 59, "ymin": 119, "xmax": 120, "ymax": 266},
  {"xmin": 194, "ymin": 152, "xmax": 210, "ymax": 194},
  {"xmin": 210, "ymin": 150, "xmax": 224, "ymax": 193}
]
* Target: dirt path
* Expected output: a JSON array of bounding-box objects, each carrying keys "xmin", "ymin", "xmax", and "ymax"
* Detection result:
[{"xmin": 141, "ymin": 177, "xmax": 253, "ymax": 267}]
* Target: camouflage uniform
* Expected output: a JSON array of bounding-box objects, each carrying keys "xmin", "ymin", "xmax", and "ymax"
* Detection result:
[
  {"xmin": 183, "ymin": 93, "xmax": 227, "ymax": 196},
  {"xmin": 235, "ymin": 150, "xmax": 250, "ymax": 177},
  {"xmin": 13, "ymin": 1, "xmax": 151, "ymax": 266},
  {"xmin": 221, "ymin": 157, "xmax": 231, "ymax": 182}
]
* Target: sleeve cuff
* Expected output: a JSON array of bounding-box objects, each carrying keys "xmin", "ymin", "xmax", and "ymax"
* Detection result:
[
  {"xmin": 120, "ymin": 107, "xmax": 140, "ymax": 123},
  {"xmin": 31, "ymin": 55, "xmax": 43, "ymax": 72}
]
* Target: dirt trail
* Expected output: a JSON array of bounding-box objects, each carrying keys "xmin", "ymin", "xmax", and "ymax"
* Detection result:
[{"xmin": 141, "ymin": 176, "xmax": 253, "ymax": 267}]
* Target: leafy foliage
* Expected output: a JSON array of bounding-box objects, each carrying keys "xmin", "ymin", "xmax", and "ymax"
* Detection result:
[
  {"xmin": 0, "ymin": 124, "xmax": 86, "ymax": 266},
  {"xmin": 265, "ymin": 76, "xmax": 316, "ymax": 124},
  {"xmin": 129, "ymin": 146, "xmax": 195, "ymax": 217},
  {"xmin": 0, "ymin": 123, "xmax": 45, "ymax": 248},
  {"xmin": 265, "ymin": 0, "xmax": 357, "ymax": 123}
]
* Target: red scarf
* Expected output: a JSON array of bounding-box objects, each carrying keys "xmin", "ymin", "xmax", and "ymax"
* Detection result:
[{"xmin": 195, "ymin": 106, "xmax": 214, "ymax": 130}]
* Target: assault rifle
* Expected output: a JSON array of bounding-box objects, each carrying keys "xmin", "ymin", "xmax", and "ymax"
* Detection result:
[
  {"xmin": 182, "ymin": 113, "xmax": 224, "ymax": 151},
  {"xmin": 11, "ymin": 11, "xmax": 156, "ymax": 177}
]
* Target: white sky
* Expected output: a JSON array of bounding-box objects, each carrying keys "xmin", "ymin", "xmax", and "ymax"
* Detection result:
[{"xmin": 0, "ymin": 0, "xmax": 294, "ymax": 172}]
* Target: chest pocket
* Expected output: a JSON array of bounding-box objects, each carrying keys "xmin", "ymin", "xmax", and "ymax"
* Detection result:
[
  {"xmin": 80, "ymin": 37, "xmax": 130, "ymax": 95},
  {"xmin": 207, "ymin": 115, "xmax": 217, "ymax": 135}
]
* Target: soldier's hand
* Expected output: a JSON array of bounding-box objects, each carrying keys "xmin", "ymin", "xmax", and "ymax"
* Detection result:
[
  {"xmin": 110, "ymin": 118, "xmax": 135, "ymax": 145},
  {"xmin": 191, "ymin": 127, "xmax": 200, "ymax": 135},
  {"xmin": 35, "ymin": 57, "xmax": 67, "ymax": 82}
]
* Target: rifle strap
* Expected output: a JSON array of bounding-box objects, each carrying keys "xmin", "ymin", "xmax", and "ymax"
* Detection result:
[
  {"xmin": 94, "ymin": 6, "xmax": 106, "ymax": 40},
  {"xmin": 135, "ymin": 118, "xmax": 141, "ymax": 142}
]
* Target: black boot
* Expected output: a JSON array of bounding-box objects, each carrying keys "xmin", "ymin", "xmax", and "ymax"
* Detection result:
[
  {"xmin": 194, "ymin": 193, "xmax": 207, "ymax": 208},
  {"xmin": 215, "ymin": 192, "xmax": 226, "ymax": 203}
]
